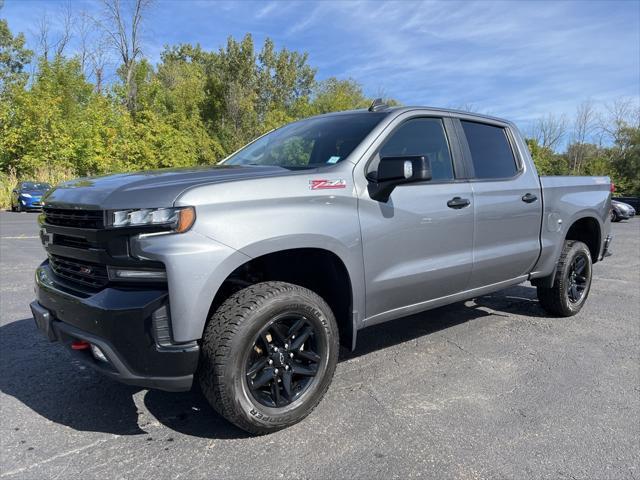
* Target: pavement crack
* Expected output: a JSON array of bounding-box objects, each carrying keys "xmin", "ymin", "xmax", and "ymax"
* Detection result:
[{"xmin": 0, "ymin": 437, "xmax": 116, "ymax": 478}]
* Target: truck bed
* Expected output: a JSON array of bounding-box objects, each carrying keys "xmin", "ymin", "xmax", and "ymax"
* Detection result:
[{"xmin": 532, "ymin": 175, "xmax": 612, "ymax": 278}]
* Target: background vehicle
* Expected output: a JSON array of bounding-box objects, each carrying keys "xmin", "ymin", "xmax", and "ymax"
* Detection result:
[
  {"xmin": 10, "ymin": 182, "xmax": 51, "ymax": 212},
  {"xmin": 30, "ymin": 105, "xmax": 612, "ymax": 434},
  {"xmin": 611, "ymin": 199, "xmax": 636, "ymax": 222}
]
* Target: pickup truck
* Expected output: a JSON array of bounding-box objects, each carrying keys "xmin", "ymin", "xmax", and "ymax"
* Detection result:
[{"xmin": 31, "ymin": 104, "xmax": 613, "ymax": 434}]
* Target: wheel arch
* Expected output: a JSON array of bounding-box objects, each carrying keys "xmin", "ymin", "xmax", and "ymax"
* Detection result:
[
  {"xmin": 532, "ymin": 214, "xmax": 602, "ymax": 289},
  {"xmin": 206, "ymin": 247, "xmax": 358, "ymax": 351},
  {"xmin": 565, "ymin": 215, "xmax": 602, "ymax": 262}
]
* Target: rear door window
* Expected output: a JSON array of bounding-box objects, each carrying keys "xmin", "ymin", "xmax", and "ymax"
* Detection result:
[{"xmin": 461, "ymin": 121, "xmax": 518, "ymax": 179}]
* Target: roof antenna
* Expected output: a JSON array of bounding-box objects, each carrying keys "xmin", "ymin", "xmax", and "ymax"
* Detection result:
[{"xmin": 368, "ymin": 98, "xmax": 387, "ymax": 112}]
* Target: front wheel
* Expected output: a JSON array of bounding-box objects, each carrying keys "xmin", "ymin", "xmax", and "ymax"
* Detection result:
[
  {"xmin": 537, "ymin": 240, "xmax": 593, "ymax": 317},
  {"xmin": 199, "ymin": 281, "xmax": 339, "ymax": 434}
]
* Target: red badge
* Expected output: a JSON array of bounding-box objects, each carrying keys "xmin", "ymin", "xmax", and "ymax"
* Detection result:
[{"xmin": 309, "ymin": 179, "xmax": 347, "ymax": 190}]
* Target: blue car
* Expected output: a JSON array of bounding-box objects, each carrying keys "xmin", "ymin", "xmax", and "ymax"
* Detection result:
[{"xmin": 10, "ymin": 181, "xmax": 51, "ymax": 212}]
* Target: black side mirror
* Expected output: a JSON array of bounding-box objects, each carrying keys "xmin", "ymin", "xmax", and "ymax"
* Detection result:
[{"xmin": 367, "ymin": 155, "xmax": 432, "ymax": 202}]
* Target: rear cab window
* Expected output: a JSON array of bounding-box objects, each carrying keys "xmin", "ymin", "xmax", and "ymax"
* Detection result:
[{"xmin": 460, "ymin": 120, "xmax": 518, "ymax": 179}]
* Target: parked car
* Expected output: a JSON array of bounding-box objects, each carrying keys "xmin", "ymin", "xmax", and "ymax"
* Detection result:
[
  {"xmin": 10, "ymin": 181, "xmax": 51, "ymax": 212},
  {"xmin": 30, "ymin": 104, "xmax": 613, "ymax": 434},
  {"xmin": 611, "ymin": 199, "xmax": 636, "ymax": 222},
  {"xmin": 612, "ymin": 196, "xmax": 640, "ymax": 211}
]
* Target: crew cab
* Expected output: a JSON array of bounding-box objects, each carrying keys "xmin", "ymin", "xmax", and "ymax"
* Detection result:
[{"xmin": 31, "ymin": 104, "xmax": 613, "ymax": 434}]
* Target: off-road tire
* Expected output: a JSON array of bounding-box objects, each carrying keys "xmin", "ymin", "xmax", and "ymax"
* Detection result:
[
  {"xmin": 199, "ymin": 281, "xmax": 339, "ymax": 435},
  {"xmin": 537, "ymin": 240, "xmax": 592, "ymax": 317}
]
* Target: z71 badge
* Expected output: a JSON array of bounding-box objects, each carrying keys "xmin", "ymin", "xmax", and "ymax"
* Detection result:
[{"xmin": 309, "ymin": 179, "xmax": 347, "ymax": 190}]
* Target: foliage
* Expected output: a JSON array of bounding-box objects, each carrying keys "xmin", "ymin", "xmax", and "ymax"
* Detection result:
[
  {"xmin": 609, "ymin": 126, "xmax": 640, "ymax": 194},
  {"xmin": 526, "ymin": 139, "xmax": 567, "ymax": 176},
  {"xmin": 0, "ymin": 18, "xmax": 32, "ymax": 91}
]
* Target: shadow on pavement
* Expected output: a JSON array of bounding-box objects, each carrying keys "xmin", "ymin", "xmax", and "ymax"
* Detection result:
[{"xmin": 0, "ymin": 284, "xmax": 545, "ymax": 439}]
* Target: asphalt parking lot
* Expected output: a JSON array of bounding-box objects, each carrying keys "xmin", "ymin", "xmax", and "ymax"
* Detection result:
[{"xmin": 1, "ymin": 210, "xmax": 638, "ymax": 479}]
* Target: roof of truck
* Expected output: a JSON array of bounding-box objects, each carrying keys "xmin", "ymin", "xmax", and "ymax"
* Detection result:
[{"xmin": 315, "ymin": 106, "xmax": 513, "ymax": 126}]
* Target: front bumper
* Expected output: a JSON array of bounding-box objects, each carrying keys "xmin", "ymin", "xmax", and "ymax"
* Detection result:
[
  {"xmin": 32, "ymin": 262, "xmax": 199, "ymax": 391},
  {"xmin": 20, "ymin": 197, "xmax": 43, "ymax": 209}
]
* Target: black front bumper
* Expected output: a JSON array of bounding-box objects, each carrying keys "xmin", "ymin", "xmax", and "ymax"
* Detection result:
[{"xmin": 32, "ymin": 263, "xmax": 199, "ymax": 392}]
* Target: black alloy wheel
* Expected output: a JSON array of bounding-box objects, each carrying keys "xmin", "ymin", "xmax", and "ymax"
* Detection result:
[
  {"xmin": 566, "ymin": 253, "xmax": 589, "ymax": 304},
  {"xmin": 246, "ymin": 313, "xmax": 323, "ymax": 408}
]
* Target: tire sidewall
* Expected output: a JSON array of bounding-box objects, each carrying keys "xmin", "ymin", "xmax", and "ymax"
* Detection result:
[{"xmin": 219, "ymin": 292, "xmax": 338, "ymax": 430}]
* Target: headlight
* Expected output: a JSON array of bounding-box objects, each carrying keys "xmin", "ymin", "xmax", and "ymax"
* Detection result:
[
  {"xmin": 110, "ymin": 206, "xmax": 196, "ymax": 233},
  {"xmin": 21, "ymin": 193, "xmax": 32, "ymax": 198}
]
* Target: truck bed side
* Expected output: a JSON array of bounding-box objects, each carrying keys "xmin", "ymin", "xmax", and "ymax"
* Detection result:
[{"xmin": 531, "ymin": 175, "xmax": 612, "ymax": 280}]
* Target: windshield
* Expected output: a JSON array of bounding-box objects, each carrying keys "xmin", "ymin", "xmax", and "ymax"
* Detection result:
[
  {"xmin": 225, "ymin": 113, "xmax": 387, "ymax": 168},
  {"xmin": 20, "ymin": 182, "xmax": 50, "ymax": 191}
]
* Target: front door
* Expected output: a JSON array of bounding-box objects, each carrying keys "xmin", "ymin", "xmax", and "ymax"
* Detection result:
[{"xmin": 358, "ymin": 116, "xmax": 474, "ymax": 322}]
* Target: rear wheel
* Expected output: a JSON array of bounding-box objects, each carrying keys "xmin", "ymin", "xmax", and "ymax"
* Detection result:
[
  {"xmin": 199, "ymin": 281, "xmax": 339, "ymax": 434},
  {"xmin": 537, "ymin": 240, "xmax": 592, "ymax": 317}
]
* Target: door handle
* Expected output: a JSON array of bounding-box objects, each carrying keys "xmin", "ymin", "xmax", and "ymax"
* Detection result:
[
  {"xmin": 522, "ymin": 193, "xmax": 538, "ymax": 203},
  {"xmin": 447, "ymin": 197, "xmax": 471, "ymax": 209}
]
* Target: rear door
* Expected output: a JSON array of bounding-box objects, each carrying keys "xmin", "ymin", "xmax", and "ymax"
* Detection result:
[
  {"xmin": 456, "ymin": 119, "xmax": 542, "ymax": 288},
  {"xmin": 358, "ymin": 115, "xmax": 475, "ymax": 322}
]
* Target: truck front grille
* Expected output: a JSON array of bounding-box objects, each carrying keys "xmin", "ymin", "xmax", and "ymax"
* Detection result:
[
  {"xmin": 44, "ymin": 208, "xmax": 104, "ymax": 229},
  {"xmin": 48, "ymin": 254, "xmax": 109, "ymax": 288},
  {"xmin": 53, "ymin": 234, "xmax": 93, "ymax": 250}
]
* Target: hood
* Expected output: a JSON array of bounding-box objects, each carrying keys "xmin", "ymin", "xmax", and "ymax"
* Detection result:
[{"xmin": 42, "ymin": 165, "xmax": 296, "ymax": 210}]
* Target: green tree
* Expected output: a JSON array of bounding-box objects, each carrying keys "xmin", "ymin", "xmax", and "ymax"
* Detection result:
[
  {"xmin": 525, "ymin": 138, "xmax": 568, "ymax": 175},
  {"xmin": 610, "ymin": 126, "xmax": 640, "ymax": 195},
  {"xmin": 311, "ymin": 77, "xmax": 369, "ymax": 114},
  {"xmin": 0, "ymin": 18, "xmax": 32, "ymax": 91}
]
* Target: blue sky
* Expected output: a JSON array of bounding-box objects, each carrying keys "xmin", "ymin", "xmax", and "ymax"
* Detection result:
[{"xmin": 2, "ymin": 0, "xmax": 639, "ymax": 132}]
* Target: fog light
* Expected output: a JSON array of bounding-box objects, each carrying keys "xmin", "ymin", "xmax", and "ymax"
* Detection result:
[
  {"xmin": 108, "ymin": 268, "xmax": 167, "ymax": 280},
  {"xmin": 90, "ymin": 344, "xmax": 109, "ymax": 363}
]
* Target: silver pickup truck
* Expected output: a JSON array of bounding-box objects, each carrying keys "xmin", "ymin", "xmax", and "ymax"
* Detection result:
[{"xmin": 31, "ymin": 104, "xmax": 613, "ymax": 434}]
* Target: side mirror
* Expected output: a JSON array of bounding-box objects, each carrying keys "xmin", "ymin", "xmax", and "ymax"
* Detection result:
[{"xmin": 367, "ymin": 155, "xmax": 432, "ymax": 202}]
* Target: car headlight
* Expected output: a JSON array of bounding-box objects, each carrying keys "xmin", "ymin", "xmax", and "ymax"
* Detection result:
[
  {"xmin": 21, "ymin": 193, "xmax": 32, "ymax": 198},
  {"xmin": 110, "ymin": 206, "xmax": 196, "ymax": 233}
]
